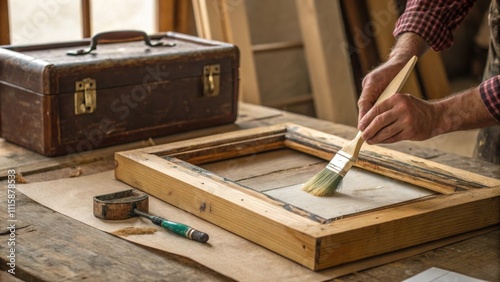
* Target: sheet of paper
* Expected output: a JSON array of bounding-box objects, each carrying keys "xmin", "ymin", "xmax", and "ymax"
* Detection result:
[
  {"xmin": 16, "ymin": 171, "xmax": 338, "ymax": 281},
  {"xmin": 16, "ymin": 170, "xmax": 485, "ymax": 281},
  {"xmin": 403, "ymin": 267, "xmax": 487, "ymax": 282}
]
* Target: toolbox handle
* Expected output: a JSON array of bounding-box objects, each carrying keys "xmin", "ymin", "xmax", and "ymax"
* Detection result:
[{"xmin": 67, "ymin": 30, "xmax": 175, "ymax": 56}]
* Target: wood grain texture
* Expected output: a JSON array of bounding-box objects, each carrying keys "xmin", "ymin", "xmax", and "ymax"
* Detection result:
[
  {"xmin": 0, "ymin": 0, "xmax": 9, "ymax": 45},
  {"xmin": 3, "ymin": 103, "xmax": 500, "ymax": 280},
  {"xmin": 115, "ymin": 123, "xmax": 500, "ymax": 270},
  {"xmin": 295, "ymin": 0, "xmax": 358, "ymax": 126}
]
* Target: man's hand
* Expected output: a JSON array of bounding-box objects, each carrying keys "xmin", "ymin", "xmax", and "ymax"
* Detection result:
[
  {"xmin": 358, "ymin": 92, "xmax": 443, "ymax": 144},
  {"xmin": 359, "ymin": 74, "xmax": 495, "ymax": 145},
  {"xmin": 358, "ymin": 60, "xmax": 409, "ymax": 124},
  {"xmin": 357, "ymin": 32, "xmax": 432, "ymax": 144}
]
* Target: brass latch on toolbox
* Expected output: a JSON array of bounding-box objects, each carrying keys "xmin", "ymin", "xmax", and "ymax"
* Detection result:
[
  {"xmin": 203, "ymin": 64, "xmax": 220, "ymax": 97},
  {"xmin": 74, "ymin": 78, "xmax": 96, "ymax": 115}
]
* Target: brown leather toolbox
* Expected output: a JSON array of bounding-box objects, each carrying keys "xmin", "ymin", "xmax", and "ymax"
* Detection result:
[{"xmin": 0, "ymin": 31, "xmax": 239, "ymax": 156}]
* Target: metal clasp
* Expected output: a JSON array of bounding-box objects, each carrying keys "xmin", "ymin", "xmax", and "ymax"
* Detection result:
[
  {"xmin": 203, "ymin": 64, "xmax": 220, "ymax": 97},
  {"xmin": 74, "ymin": 78, "xmax": 96, "ymax": 115}
]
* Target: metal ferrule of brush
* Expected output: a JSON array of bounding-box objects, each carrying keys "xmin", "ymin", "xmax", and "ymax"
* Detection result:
[{"xmin": 325, "ymin": 151, "xmax": 356, "ymax": 177}]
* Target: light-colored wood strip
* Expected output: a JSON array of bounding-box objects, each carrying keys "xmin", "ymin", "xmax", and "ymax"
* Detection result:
[
  {"xmin": 0, "ymin": 0, "xmax": 10, "ymax": 45},
  {"xmin": 295, "ymin": 0, "xmax": 358, "ymax": 126},
  {"xmin": 192, "ymin": 0, "xmax": 212, "ymax": 38},
  {"xmin": 140, "ymin": 123, "xmax": 287, "ymax": 155},
  {"xmin": 316, "ymin": 225, "xmax": 498, "ymax": 278},
  {"xmin": 252, "ymin": 41, "xmax": 303, "ymax": 53},
  {"xmin": 170, "ymin": 136, "xmax": 284, "ymax": 164},
  {"xmin": 217, "ymin": 0, "xmax": 261, "ymax": 104}
]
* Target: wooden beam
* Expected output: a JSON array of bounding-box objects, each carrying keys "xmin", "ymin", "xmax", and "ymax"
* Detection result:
[
  {"xmin": 364, "ymin": 0, "xmax": 450, "ymax": 100},
  {"xmin": 0, "ymin": 0, "xmax": 10, "ymax": 45},
  {"xmin": 81, "ymin": 0, "xmax": 92, "ymax": 38},
  {"xmin": 157, "ymin": 0, "xmax": 175, "ymax": 32},
  {"xmin": 252, "ymin": 41, "xmax": 303, "ymax": 53},
  {"xmin": 295, "ymin": 0, "xmax": 359, "ymax": 126},
  {"xmin": 192, "ymin": 0, "xmax": 261, "ymax": 104},
  {"xmin": 417, "ymin": 51, "xmax": 451, "ymax": 100},
  {"xmin": 365, "ymin": 0, "xmax": 424, "ymax": 99},
  {"xmin": 175, "ymin": 0, "xmax": 192, "ymax": 34},
  {"xmin": 340, "ymin": 0, "xmax": 380, "ymax": 88}
]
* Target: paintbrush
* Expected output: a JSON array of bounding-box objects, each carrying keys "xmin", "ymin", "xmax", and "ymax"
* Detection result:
[{"xmin": 302, "ymin": 55, "xmax": 418, "ymax": 196}]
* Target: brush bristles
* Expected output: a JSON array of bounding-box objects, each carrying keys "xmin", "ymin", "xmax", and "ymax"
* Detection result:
[
  {"xmin": 302, "ymin": 168, "xmax": 344, "ymax": 197},
  {"xmin": 303, "ymin": 151, "xmax": 353, "ymax": 197}
]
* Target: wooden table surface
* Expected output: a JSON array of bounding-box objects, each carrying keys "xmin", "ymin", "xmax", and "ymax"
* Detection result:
[{"xmin": 1, "ymin": 103, "xmax": 499, "ymax": 281}]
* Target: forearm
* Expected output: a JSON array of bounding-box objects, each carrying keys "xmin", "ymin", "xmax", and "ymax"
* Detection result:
[
  {"xmin": 435, "ymin": 87, "xmax": 498, "ymax": 135},
  {"xmin": 388, "ymin": 32, "xmax": 429, "ymax": 65}
]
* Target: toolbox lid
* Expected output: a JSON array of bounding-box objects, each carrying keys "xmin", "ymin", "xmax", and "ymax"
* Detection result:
[{"xmin": 0, "ymin": 32, "xmax": 239, "ymax": 95}]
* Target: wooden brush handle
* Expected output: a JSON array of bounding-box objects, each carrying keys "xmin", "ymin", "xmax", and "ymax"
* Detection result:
[
  {"xmin": 374, "ymin": 55, "xmax": 418, "ymax": 106},
  {"xmin": 344, "ymin": 56, "xmax": 418, "ymax": 157}
]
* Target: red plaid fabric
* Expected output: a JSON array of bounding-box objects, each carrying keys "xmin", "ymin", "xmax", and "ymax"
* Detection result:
[
  {"xmin": 395, "ymin": 0, "xmax": 500, "ymax": 122},
  {"xmin": 480, "ymin": 79, "xmax": 500, "ymax": 121}
]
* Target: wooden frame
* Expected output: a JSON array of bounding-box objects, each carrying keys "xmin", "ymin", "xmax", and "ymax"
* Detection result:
[{"xmin": 115, "ymin": 124, "xmax": 500, "ymax": 270}]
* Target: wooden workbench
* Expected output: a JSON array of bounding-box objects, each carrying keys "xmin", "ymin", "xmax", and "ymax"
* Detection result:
[{"xmin": 1, "ymin": 103, "xmax": 499, "ymax": 281}]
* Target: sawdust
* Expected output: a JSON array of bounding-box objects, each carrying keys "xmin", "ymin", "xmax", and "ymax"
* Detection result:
[
  {"xmin": 112, "ymin": 227, "xmax": 158, "ymax": 237},
  {"xmin": 148, "ymin": 137, "xmax": 156, "ymax": 146},
  {"xmin": 69, "ymin": 167, "xmax": 82, "ymax": 178},
  {"xmin": 15, "ymin": 172, "xmax": 28, "ymax": 184}
]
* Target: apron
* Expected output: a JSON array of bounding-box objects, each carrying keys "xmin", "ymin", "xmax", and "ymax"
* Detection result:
[{"xmin": 476, "ymin": 0, "xmax": 500, "ymax": 164}]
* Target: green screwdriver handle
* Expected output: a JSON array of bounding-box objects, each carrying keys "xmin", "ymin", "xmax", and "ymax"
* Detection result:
[{"xmin": 134, "ymin": 209, "xmax": 209, "ymax": 243}]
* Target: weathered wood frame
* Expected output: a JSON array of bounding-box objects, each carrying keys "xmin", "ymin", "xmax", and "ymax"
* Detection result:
[{"xmin": 115, "ymin": 123, "xmax": 500, "ymax": 271}]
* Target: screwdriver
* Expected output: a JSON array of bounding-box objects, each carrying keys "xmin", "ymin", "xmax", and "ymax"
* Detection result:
[{"xmin": 133, "ymin": 208, "xmax": 209, "ymax": 243}]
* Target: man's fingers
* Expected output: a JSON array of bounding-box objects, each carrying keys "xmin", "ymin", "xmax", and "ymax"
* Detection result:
[
  {"xmin": 357, "ymin": 100, "xmax": 374, "ymax": 125},
  {"xmin": 360, "ymin": 101, "xmax": 399, "ymax": 142},
  {"xmin": 375, "ymin": 128, "xmax": 405, "ymax": 144},
  {"xmin": 366, "ymin": 121, "xmax": 405, "ymax": 144}
]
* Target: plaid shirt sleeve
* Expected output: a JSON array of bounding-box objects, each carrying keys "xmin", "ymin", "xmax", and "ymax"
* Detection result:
[
  {"xmin": 394, "ymin": 0, "xmax": 477, "ymax": 51},
  {"xmin": 395, "ymin": 0, "xmax": 500, "ymax": 122},
  {"xmin": 480, "ymin": 77, "xmax": 500, "ymax": 121}
]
